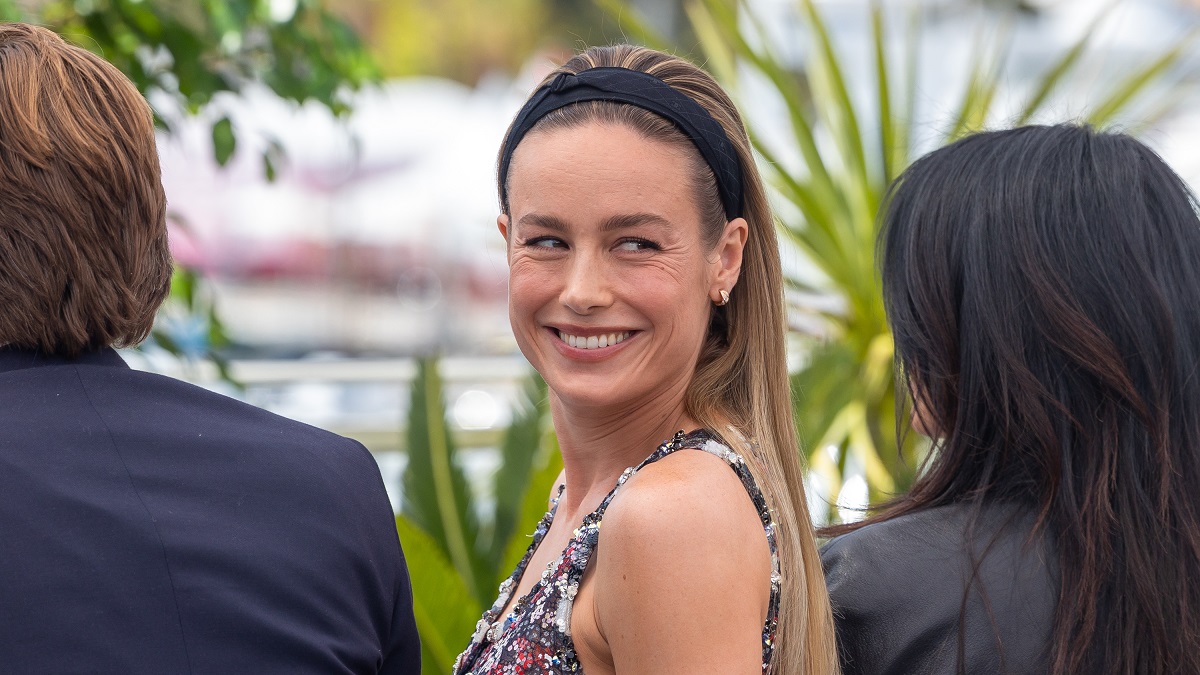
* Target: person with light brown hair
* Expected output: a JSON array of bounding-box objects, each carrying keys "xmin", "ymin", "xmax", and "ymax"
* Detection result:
[
  {"xmin": 452, "ymin": 44, "xmax": 839, "ymax": 674},
  {"xmin": 0, "ymin": 22, "xmax": 419, "ymax": 673}
]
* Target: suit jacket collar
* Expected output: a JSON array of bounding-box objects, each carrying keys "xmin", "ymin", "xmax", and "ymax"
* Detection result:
[{"xmin": 0, "ymin": 346, "xmax": 129, "ymax": 374}]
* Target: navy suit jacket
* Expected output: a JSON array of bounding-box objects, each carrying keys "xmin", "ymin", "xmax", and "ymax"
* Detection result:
[{"xmin": 0, "ymin": 347, "xmax": 420, "ymax": 674}]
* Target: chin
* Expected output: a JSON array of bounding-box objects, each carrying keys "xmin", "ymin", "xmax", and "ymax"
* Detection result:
[{"xmin": 543, "ymin": 370, "xmax": 631, "ymax": 409}]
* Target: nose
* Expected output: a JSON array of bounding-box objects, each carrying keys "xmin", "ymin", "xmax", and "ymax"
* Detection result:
[{"xmin": 559, "ymin": 251, "xmax": 612, "ymax": 315}]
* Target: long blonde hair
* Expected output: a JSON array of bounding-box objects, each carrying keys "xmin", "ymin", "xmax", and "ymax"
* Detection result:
[{"xmin": 497, "ymin": 45, "xmax": 839, "ymax": 674}]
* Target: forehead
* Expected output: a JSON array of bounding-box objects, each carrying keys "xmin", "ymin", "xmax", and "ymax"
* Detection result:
[{"xmin": 506, "ymin": 122, "xmax": 701, "ymax": 226}]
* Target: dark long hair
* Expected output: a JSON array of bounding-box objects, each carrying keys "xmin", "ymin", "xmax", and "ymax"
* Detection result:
[{"xmin": 854, "ymin": 124, "xmax": 1200, "ymax": 673}]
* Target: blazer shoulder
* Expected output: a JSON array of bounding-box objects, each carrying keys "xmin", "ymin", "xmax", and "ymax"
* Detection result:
[
  {"xmin": 74, "ymin": 364, "xmax": 386, "ymax": 495},
  {"xmin": 820, "ymin": 504, "xmax": 1025, "ymax": 617},
  {"xmin": 821, "ymin": 504, "xmax": 1057, "ymax": 674},
  {"xmin": 82, "ymin": 365, "xmax": 354, "ymax": 438}
]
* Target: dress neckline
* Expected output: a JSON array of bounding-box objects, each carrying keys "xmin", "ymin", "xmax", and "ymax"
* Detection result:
[{"xmin": 454, "ymin": 427, "xmax": 781, "ymax": 675}]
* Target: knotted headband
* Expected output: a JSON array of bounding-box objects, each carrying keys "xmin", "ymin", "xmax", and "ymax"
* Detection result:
[{"xmin": 498, "ymin": 67, "xmax": 745, "ymax": 220}]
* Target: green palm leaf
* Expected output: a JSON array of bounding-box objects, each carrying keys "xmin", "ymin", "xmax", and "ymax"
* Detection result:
[
  {"xmin": 602, "ymin": 0, "xmax": 1197, "ymax": 521},
  {"xmin": 486, "ymin": 372, "xmax": 549, "ymax": 572},
  {"xmin": 402, "ymin": 357, "xmax": 487, "ymax": 604},
  {"xmin": 502, "ymin": 435, "xmax": 564, "ymax": 574},
  {"xmin": 1086, "ymin": 24, "xmax": 1200, "ymax": 126},
  {"xmin": 871, "ymin": 1, "xmax": 895, "ymax": 184},
  {"xmin": 944, "ymin": 17, "xmax": 1014, "ymax": 143},
  {"xmin": 396, "ymin": 515, "xmax": 483, "ymax": 675},
  {"xmin": 1015, "ymin": 1, "xmax": 1118, "ymax": 125}
]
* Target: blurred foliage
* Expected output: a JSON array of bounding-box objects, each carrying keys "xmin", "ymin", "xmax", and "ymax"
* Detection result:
[
  {"xmin": 148, "ymin": 263, "xmax": 239, "ymax": 384},
  {"xmin": 338, "ymin": 0, "xmax": 655, "ymax": 83},
  {"xmin": 0, "ymin": 0, "xmax": 380, "ymax": 365},
  {"xmin": 346, "ymin": 0, "xmax": 551, "ymax": 82},
  {"xmin": 0, "ymin": 0, "xmax": 377, "ymax": 128},
  {"xmin": 606, "ymin": 0, "xmax": 1200, "ymax": 515},
  {"xmin": 399, "ymin": 358, "xmax": 560, "ymax": 674}
]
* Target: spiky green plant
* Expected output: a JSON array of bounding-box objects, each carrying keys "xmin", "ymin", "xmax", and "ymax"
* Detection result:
[
  {"xmin": 603, "ymin": 0, "xmax": 1200, "ymax": 515},
  {"xmin": 398, "ymin": 358, "xmax": 560, "ymax": 674}
]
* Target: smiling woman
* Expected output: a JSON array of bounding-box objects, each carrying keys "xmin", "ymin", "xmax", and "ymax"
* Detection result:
[{"xmin": 451, "ymin": 45, "xmax": 839, "ymax": 675}]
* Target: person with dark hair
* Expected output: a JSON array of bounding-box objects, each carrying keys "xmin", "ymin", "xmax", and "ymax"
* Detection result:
[
  {"xmin": 452, "ymin": 45, "xmax": 840, "ymax": 674},
  {"xmin": 0, "ymin": 22, "xmax": 419, "ymax": 673},
  {"xmin": 820, "ymin": 124, "xmax": 1200, "ymax": 674}
]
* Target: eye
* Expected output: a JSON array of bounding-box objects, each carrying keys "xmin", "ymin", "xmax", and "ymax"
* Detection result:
[
  {"xmin": 522, "ymin": 236, "xmax": 566, "ymax": 249},
  {"xmin": 615, "ymin": 237, "xmax": 660, "ymax": 252}
]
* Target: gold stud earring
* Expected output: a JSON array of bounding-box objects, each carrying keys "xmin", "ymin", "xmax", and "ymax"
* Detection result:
[{"xmin": 716, "ymin": 289, "xmax": 730, "ymax": 306}]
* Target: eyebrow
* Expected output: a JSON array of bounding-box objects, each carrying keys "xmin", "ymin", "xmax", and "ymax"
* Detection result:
[{"xmin": 516, "ymin": 212, "xmax": 672, "ymax": 233}]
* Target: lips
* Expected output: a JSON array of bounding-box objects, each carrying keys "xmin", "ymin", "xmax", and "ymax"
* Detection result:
[{"xmin": 556, "ymin": 330, "xmax": 631, "ymax": 350}]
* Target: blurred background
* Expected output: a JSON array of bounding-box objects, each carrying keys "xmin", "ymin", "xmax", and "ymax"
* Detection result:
[{"xmin": 5, "ymin": 0, "xmax": 1198, "ymax": 669}]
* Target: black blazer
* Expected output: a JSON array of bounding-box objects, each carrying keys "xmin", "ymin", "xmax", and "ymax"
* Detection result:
[
  {"xmin": 821, "ymin": 504, "xmax": 1058, "ymax": 675},
  {"xmin": 0, "ymin": 348, "xmax": 419, "ymax": 674}
]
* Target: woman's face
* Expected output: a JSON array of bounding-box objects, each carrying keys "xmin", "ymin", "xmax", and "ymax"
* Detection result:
[{"xmin": 500, "ymin": 122, "xmax": 745, "ymax": 413}]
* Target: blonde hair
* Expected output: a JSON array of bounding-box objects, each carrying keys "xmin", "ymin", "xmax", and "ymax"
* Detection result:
[{"xmin": 497, "ymin": 44, "xmax": 840, "ymax": 674}]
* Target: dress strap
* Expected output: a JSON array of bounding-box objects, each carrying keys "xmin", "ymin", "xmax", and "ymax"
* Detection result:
[{"xmin": 588, "ymin": 428, "xmax": 715, "ymax": 522}]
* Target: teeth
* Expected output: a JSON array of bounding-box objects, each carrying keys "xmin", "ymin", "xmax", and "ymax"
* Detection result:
[{"xmin": 557, "ymin": 330, "xmax": 631, "ymax": 350}]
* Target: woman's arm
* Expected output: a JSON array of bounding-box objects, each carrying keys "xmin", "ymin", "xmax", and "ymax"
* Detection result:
[{"xmin": 589, "ymin": 449, "xmax": 773, "ymax": 674}]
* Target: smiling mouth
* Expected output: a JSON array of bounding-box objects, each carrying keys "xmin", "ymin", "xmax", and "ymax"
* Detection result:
[{"xmin": 556, "ymin": 330, "xmax": 632, "ymax": 350}]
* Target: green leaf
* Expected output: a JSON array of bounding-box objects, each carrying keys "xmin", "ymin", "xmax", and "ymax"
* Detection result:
[
  {"xmin": 170, "ymin": 265, "xmax": 198, "ymax": 310},
  {"xmin": 149, "ymin": 327, "xmax": 184, "ymax": 357},
  {"xmin": 893, "ymin": 4, "xmax": 921, "ymax": 176},
  {"xmin": 396, "ymin": 515, "xmax": 483, "ymax": 675},
  {"xmin": 684, "ymin": 0, "xmax": 736, "ymax": 84},
  {"xmin": 486, "ymin": 372, "xmax": 548, "ymax": 571},
  {"xmin": 717, "ymin": 0, "xmax": 841, "ymax": 214},
  {"xmin": 211, "ymin": 116, "xmax": 236, "ymax": 167},
  {"xmin": 0, "ymin": 0, "xmax": 26, "ymax": 21},
  {"xmin": 594, "ymin": 0, "xmax": 673, "ymax": 52},
  {"xmin": 661, "ymin": 0, "xmax": 1197, "ymax": 523},
  {"xmin": 801, "ymin": 0, "xmax": 868, "ymax": 190},
  {"xmin": 1086, "ymin": 24, "xmax": 1200, "ymax": 126},
  {"xmin": 792, "ymin": 340, "xmax": 860, "ymax": 456},
  {"xmin": 401, "ymin": 358, "xmax": 487, "ymax": 605},
  {"xmin": 944, "ymin": 17, "xmax": 1014, "ymax": 142},
  {"xmin": 871, "ymin": 1, "xmax": 895, "ymax": 184},
  {"xmin": 1016, "ymin": 0, "xmax": 1116, "ymax": 125},
  {"xmin": 501, "ymin": 435, "xmax": 564, "ymax": 575}
]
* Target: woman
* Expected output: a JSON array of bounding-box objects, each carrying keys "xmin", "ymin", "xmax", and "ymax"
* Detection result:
[
  {"xmin": 453, "ymin": 45, "xmax": 840, "ymax": 674},
  {"xmin": 821, "ymin": 125, "xmax": 1200, "ymax": 674}
]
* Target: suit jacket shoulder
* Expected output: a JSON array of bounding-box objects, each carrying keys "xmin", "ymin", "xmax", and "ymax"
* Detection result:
[
  {"xmin": 0, "ymin": 348, "xmax": 419, "ymax": 674},
  {"xmin": 821, "ymin": 503, "xmax": 1057, "ymax": 675}
]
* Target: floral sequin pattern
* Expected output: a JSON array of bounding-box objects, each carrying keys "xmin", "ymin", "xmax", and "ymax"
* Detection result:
[{"xmin": 452, "ymin": 429, "xmax": 781, "ymax": 674}]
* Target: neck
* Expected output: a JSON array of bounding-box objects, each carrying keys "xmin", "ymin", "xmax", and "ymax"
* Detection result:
[{"xmin": 550, "ymin": 383, "xmax": 697, "ymax": 517}]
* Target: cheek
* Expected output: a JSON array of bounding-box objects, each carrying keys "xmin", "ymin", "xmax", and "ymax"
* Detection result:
[
  {"xmin": 506, "ymin": 257, "xmax": 570, "ymax": 358},
  {"xmin": 626, "ymin": 265, "xmax": 712, "ymax": 342},
  {"xmin": 507, "ymin": 263, "xmax": 552, "ymax": 317}
]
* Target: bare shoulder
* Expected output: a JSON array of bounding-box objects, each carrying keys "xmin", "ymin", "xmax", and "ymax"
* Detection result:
[
  {"xmin": 603, "ymin": 447, "xmax": 763, "ymax": 545},
  {"xmin": 588, "ymin": 448, "xmax": 771, "ymax": 673},
  {"xmin": 599, "ymin": 448, "xmax": 770, "ymax": 581}
]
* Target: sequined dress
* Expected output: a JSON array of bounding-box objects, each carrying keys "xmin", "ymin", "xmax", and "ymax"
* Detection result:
[{"xmin": 452, "ymin": 429, "xmax": 781, "ymax": 675}]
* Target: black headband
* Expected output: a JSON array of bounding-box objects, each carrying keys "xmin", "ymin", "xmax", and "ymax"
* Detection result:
[{"xmin": 499, "ymin": 66, "xmax": 744, "ymax": 220}]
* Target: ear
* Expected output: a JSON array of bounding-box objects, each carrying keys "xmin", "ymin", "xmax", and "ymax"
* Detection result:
[
  {"xmin": 497, "ymin": 213, "xmax": 511, "ymax": 241},
  {"xmin": 498, "ymin": 213, "xmax": 512, "ymax": 261},
  {"xmin": 710, "ymin": 217, "xmax": 748, "ymax": 297}
]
